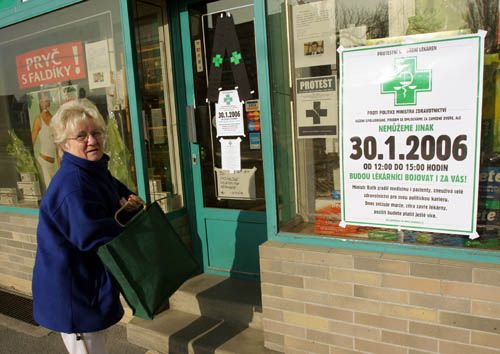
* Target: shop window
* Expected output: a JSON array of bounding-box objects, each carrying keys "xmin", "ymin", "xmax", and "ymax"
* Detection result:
[
  {"xmin": 268, "ymin": 0, "xmax": 500, "ymax": 250},
  {"xmin": 0, "ymin": 0, "xmax": 137, "ymax": 208},
  {"xmin": 133, "ymin": 0, "xmax": 184, "ymax": 212}
]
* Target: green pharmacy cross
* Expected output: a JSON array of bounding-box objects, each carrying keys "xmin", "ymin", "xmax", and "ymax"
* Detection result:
[
  {"xmin": 230, "ymin": 51, "xmax": 242, "ymax": 65},
  {"xmin": 381, "ymin": 57, "xmax": 432, "ymax": 106},
  {"xmin": 211, "ymin": 51, "xmax": 243, "ymax": 69},
  {"xmin": 212, "ymin": 54, "xmax": 223, "ymax": 68},
  {"xmin": 224, "ymin": 94, "xmax": 233, "ymax": 105}
]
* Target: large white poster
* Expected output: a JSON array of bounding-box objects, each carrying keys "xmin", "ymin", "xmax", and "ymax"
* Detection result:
[
  {"xmin": 339, "ymin": 33, "xmax": 485, "ymax": 238},
  {"xmin": 292, "ymin": 0, "xmax": 336, "ymax": 68}
]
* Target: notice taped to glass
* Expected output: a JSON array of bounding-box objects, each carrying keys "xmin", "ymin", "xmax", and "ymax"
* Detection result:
[
  {"xmin": 296, "ymin": 75, "xmax": 338, "ymax": 139},
  {"xmin": 215, "ymin": 167, "xmax": 256, "ymax": 200},
  {"xmin": 338, "ymin": 32, "xmax": 485, "ymax": 237}
]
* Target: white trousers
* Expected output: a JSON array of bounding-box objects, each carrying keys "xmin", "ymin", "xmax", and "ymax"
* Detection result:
[
  {"xmin": 37, "ymin": 155, "xmax": 55, "ymax": 191},
  {"xmin": 61, "ymin": 330, "xmax": 109, "ymax": 354}
]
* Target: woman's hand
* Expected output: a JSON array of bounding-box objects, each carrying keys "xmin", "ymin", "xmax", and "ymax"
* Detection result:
[{"xmin": 120, "ymin": 194, "xmax": 145, "ymax": 212}]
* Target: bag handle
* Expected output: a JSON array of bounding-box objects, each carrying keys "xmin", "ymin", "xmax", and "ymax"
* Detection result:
[
  {"xmin": 114, "ymin": 196, "xmax": 169, "ymax": 227},
  {"xmin": 114, "ymin": 200, "xmax": 146, "ymax": 227}
]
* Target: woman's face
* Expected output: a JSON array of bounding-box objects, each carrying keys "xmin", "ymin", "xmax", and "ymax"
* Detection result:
[
  {"xmin": 63, "ymin": 119, "xmax": 104, "ymax": 161},
  {"xmin": 39, "ymin": 97, "xmax": 51, "ymax": 110}
]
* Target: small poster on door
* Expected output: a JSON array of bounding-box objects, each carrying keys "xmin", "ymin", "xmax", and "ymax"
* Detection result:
[
  {"xmin": 215, "ymin": 167, "xmax": 257, "ymax": 200},
  {"xmin": 85, "ymin": 40, "xmax": 112, "ymax": 90},
  {"xmin": 215, "ymin": 90, "xmax": 245, "ymax": 137},
  {"xmin": 220, "ymin": 137, "xmax": 242, "ymax": 171}
]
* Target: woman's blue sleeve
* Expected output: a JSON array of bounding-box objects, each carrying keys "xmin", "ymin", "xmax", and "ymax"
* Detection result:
[{"xmin": 56, "ymin": 191, "xmax": 124, "ymax": 252}]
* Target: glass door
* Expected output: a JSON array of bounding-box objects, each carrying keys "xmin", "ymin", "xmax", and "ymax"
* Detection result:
[
  {"xmin": 189, "ymin": 1, "xmax": 265, "ymax": 210},
  {"xmin": 181, "ymin": 0, "xmax": 268, "ymax": 276}
]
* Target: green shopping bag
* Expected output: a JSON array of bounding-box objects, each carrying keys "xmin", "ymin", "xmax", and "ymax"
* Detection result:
[{"xmin": 97, "ymin": 201, "xmax": 199, "ymax": 320}]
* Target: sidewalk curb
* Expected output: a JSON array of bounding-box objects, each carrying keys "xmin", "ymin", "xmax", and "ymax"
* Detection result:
[{"xmin": 0, "ymin": 312, "xmax": 50, "ymax": 337}]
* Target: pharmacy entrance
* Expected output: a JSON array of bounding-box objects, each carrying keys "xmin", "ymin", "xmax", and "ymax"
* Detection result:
[{"xmin": 176, "ymin": 0, "xmax": 269, "ymax": 277}]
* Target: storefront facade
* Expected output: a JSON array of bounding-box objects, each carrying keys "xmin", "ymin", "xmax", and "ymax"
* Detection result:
[{"xmin": 1, "ymin": 0, "xmax": 500, "ymax": 353}]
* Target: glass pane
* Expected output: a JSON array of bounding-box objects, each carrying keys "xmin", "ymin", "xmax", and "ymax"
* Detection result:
[
  {"xmin": 188, "ymin": 0, "xmax": 266, "ymax": 211},
  {"xmin": 0, "ymin": 0, "xmax": 136, "ymax": 208},
  {"xmin": 268, "ymin": 0, "xmax": 500, "ymax": 250},
  {"xmin": 134, "ymin": 0, "xmax": 184, "ymax": 212}
]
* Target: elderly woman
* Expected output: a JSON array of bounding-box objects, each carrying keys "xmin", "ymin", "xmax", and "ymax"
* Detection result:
[{"xmin": 32, "ymin": 99, "xmax": 142, "ymax": 354}]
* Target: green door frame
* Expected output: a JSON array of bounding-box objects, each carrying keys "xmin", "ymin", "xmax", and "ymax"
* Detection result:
[
  {"xmin": 119, "ymin": 0, "xmax": 149, "ymax": 202},
  {"xmin": 253, "ymin": 0, "xmax": 279, "ymax": 238},
  {"xmin": 169, "ymin": 0, "xmax": 277, "ymax": 277},
  {"xmin": 167, "ymin": 1, "xmax": 204, "ymax": 267},
  {"xmin": 0, "ymin": 0, "xmax": 83, "ymax": 26}
]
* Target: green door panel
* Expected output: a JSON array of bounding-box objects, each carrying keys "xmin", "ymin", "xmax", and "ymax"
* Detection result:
[
  {"xmin": 206, "ymin": 217, "xmax": 267, "ymax": 275},
  {"xmin": 0, "ymin": 0, "xmax": 16, "ymax": 11}
]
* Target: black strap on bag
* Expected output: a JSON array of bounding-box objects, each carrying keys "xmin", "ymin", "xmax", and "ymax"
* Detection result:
[{"xmin": 207, "ymin": 12, "xmax": 253, "ymax": 102}]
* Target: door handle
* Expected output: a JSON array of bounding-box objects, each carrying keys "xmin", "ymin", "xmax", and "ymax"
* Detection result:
[{"xmin": 187, "ymin": 105, "xmax": 197, "ymax": 144}]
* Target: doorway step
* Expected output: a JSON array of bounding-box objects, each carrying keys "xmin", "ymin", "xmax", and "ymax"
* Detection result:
[{"xmin": 126, "ymin": 273, "xmax": 277, "ymax": 354}]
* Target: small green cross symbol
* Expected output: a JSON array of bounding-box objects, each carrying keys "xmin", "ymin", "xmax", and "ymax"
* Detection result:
[
  {"xmin": 230, "ymin": 51, "xmax": 242, "ymax": 65},
  {"xmin": 212, "ymin": 54, "xmax": 223, "ymax": 68},
  {"xmin": 224, "ymin": 94, "xmax": 232, "ymax": 104},
  {"xmin": 381, "ymin": 57, "xmax": 431, "ymax": 106}
]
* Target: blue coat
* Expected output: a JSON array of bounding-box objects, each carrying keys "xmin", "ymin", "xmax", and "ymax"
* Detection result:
[{"xmin": 32, "ymin": 152, "xmax": 132, "ymax": 333}]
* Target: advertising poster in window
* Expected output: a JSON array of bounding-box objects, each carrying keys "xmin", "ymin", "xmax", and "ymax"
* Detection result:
[
  {"xmin": 292, "ymin": 0, "xmax": 336, "ymax": 68},
  {"xmin": 296, "ymin": 75, "xmax": 338, "ymax": 138},
  {"xmin": 16, "ymin": 41, "xmax": 86, "ymax": 89},
  {"xmin": 28, "ymin": 88, "xmax": 62, "ymax": 191},
  {"xmin": 338, "ymin": 32, "xmax": 485, "ymax": 238}
]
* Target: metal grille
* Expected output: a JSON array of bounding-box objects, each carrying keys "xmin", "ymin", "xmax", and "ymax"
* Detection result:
[{"xmin": 0, "ymin": 289, "xmax": 38, "ymax": 326}]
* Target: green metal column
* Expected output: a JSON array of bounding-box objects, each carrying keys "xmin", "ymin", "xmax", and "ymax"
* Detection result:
[{"xmin": 119, "ymin": 0, "xmax": 149, "ymax": 201}]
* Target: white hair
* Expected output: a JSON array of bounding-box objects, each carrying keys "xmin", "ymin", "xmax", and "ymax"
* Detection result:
[{"xmin": 50, "ymin": 99, "xmax": 107, "ymax": 145}]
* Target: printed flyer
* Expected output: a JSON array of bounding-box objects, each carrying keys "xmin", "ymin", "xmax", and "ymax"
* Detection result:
[
  {"xmin": 220, "ymin": 137, "xmax": 242, "ymax": 171},
  {"xmin": 296, "ymin": 75, "xmax": 338, "ymax": 138},
  {"xmin": 338, "ymin": 32, "xmax": 485, "ymax": 238},
  {"xmin": 215, "ymin": 90, "xmax": 244, "ymax": 137},
  {"xmin": 292, "ymin": 0, "xmax": 336, "ymax": 69},
  {"xmin": 85, "ymin": 40, "xmax": 112, "ymax": 90}
]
